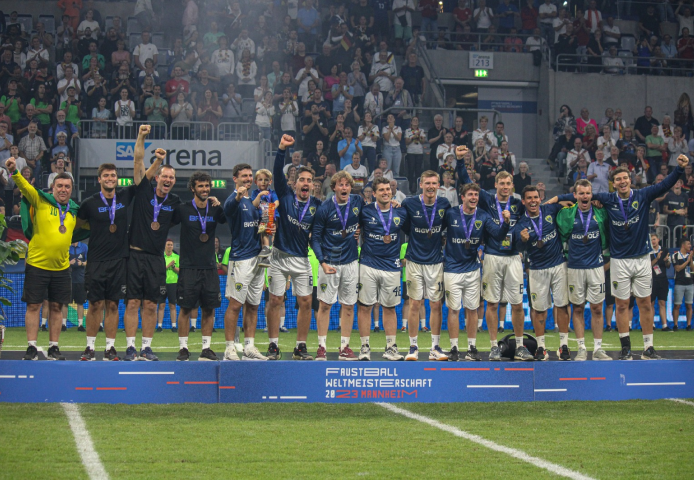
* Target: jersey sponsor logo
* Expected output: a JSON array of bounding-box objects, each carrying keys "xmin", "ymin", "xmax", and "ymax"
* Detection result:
[
  {"xmin": 287, "ymin": 214, "xmax": 308, "ymax": 229},
  {"xmin": 451, "ymin": 237, "xmax": 479, "ymax": 245},
  {"xmin": 352, "ymin": 207, "xmax": 359, "ymax": 216},
  {"xmin": 545, "ymin": 215, "xmax": 553, "ymax": 224},
  {"xmin": 632, "ymin": 200, "xmax": 638, "ymax": 209},
  {"xmin": 438, "ymin": 209, "xmax": 445, "ymax": 218},
  {"xmin": 320, "ymin": 283, "xmax": 328, "ymax": 292},
  {"xmin": 116, "ymin": 141, "xmax": 152, "ymax": 161},
  {"xmin": 612, "ymin": 215, "xmax": 639, "ymax": 228},
  {"xmin": 98, "ymin": 203, "xmax": 126, "ymax": 213},
  {"xmin": 533, "ymin": 229, "xmax": 557, "ymax": 246},
  {"xmin": 569, "ymin": 285, "xmax": 574, "ymax": 293},
  {"xmin": 612, "ymin": 281, "xmax": 618, "ymax": 289},
  {"xmin": 571, "ymin": 231, "xmax": 599, "ymax": 240},
  {"xmin": 414, "ymin": 225, "xmax": 441, "ymax": 234},
  {"xmin": 332, "ymin": 224, "xmax": 358, "ymax": 236},
  {"xmin": 243, "ymin": 220, "xmax": 259, "ymax": 228},
  {"xmin": 393, "ymin": 217, "xmax": 401, "ymax": 225},
  {"xmin": 235, "ymin": 282, "xmax": 243, "ymax": 291},
  {"xmin": 189, "ymin": 215, "xmax": 216, "ymax": 222}
]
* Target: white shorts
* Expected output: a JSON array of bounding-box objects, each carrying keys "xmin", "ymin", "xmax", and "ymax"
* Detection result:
[
  {"xmin": 482, "ymin": 254, "xmax": 524, "ymax": 305},
  {"xmin": 225, "ymin": 256, "xmax": 265, "ymax": 306},
  {"xmin": 406, "ymin": 261, "xmax": 444, "ymax": 302},
  {"xmin": 611, "ymin": 255, "xmax": 652, "ymax": 300},
  {"xmin": 529, "ymin": 263, "xmax": 569, "ymax": 312},
  {"xmin": 317, "ymin": 261, "xmax": 358, "ymax": 305},
  {"xmin": 358, "ymin": 264, "xmax": 402, "ymax": 308},
  {"xmin": 267, "ymin": 249, "xmax": 313, "ymax": 297},
  {"xmin": 568, "ymin": 267, "xmax": 605, "ymax": 305},
  {"xmin": 444, "ymin": 271, "xmax": 481, "ymax": 311}
]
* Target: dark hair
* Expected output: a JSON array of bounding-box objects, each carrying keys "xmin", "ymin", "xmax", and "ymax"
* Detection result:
[
  {"xmin": 610, "ymin": 166, "xmax": 630, "ymax": 182},
  {"xmin": 232, "ymin": 163, "xmax": 253, "ymax": 178},
  {"xmin": 574, "ymin": 179, "xmax": 592, "ymax": 191},
  {"xmin": 297, "ymin": 166, "xmax": 315, "ymax": 179},
  {"xmin": 52, "ymin": 172, "xmax": 74, "ymax": 188},
  {"xmin": 188, "ymin": 171, "xmax": 212, "ymax": 191},
  {"xmin": 681, "ymin": 237, "xmax": 691, "ymax": 248},
  {"xmin": 372, "ymin": 177, "xmax": 391, "ymax": 190},
  {"xmin": 97, "ymin": 163, "xmax": 117, "ymax": 177},
  {"xmin": 521, "ymin": 185, "xmax": 539, "ymax": 199},
  {"xmin": 560, "ymin": 104, "xmax": 573, "ymax": 117},
  {"xmin": 460, "ymin": 183, "xmax": 481, "ymax": 196}
]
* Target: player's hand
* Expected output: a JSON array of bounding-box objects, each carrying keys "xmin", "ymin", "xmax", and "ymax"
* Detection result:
[
  {"xmin": 678, "ymin": 154, "xmax": 689, "ymax": 168},
  {"xmin": 139, "ymin": 124, "xmax": 151, "ymax": 137},
  {"xmin": 353, "ymin": 227, "xmax": 360, "ymax": 241},
  {"xmin": 591, "ymin": 200, "xmax": 603, "ymax": 209},
  {"xmin": 502, "ymin": 209, "xmax": 511, "ymax": 223},
  {"xmin": 390, "ymin": 199, "xmax": 401, "ymax": 208},
  {"xmin": 167, "ymin": 260, "xmax": 174, "ymax": 269},
  {"xmin": 236, "ymin": 186, "xmax": 247, "ymax": 201},
  {"xmin": 559, "ymin": 201, "xmax": 574, "ymax": 208},
  {"xmin": 154, "ymin": 148, "xmax": 166, "ymax": 162},
  {"xmin": 70, "ymin": 258, "xmax": 76, "ymax": 265},
  {"xmin": 209, "ymin": 196, "xmax": 220, "ymax": 207},
  {"xmin": 520, "ymin": 228, "xmax": 530, "ymax": 242},
  {"xmin": 258, "ymin": 190, "xmax": 269, "ymax": 199},
  {"xmin": 657, "ymin": 250, "xmax": 663, "ymax": 258},
  {"xmin": 455, "ymin": 145, "xmax": 469, "ymax": 160},
  {"xmin": 5, "ymin": 157, "xmax": 16, "ymax": 172},
  {"xmin": 279, "ymin": 134, "xmax": 295, "ymax": 150},
  {"xmin": 321, "ymin": 263, "xmax": 337, "ymax": 274}
]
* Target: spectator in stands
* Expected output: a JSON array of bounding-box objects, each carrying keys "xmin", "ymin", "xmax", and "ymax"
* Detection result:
[
  {"xmin": 56, "ymin": 15, "xmax": 75, "ymax": 58},
  {"xmin": 566, "ymin": 137, "xmax": 589, "ymax": 180},
  {"xmin": 218, "ymin": 83, "xmax": 241, "ymax": 122},
  {"xmin": 114, "ymin": 87, "xmax": 135, "ymax": 139},
  {"xmin": 603, "ymin": 46, "xmax": 624, "ymax": 74},
  {"xmin": 635, "ymin": 106, "xmax": 660, "ymax": 142},
  {"xmin": 499, "ymin": 140, "xmax": 515, "ymax": 173},
  {"xmin": 669, "ymin": 126, "xmax": 689, "ymax": 167},
  {"xmin": 582, "ymin": 124, "xmax": 598, "ymax": 159},
  {"xmin": 302, "ymin": 104, "xmax": 328, "ymax": 157},
  {"xmin": 254, "ymin": 90, "xmax": 275, "ymax": 141},
  {"xmin": 472, "ymin": 115, "xmax": 493, "ymax": 151},
  {"xmin": 295, "ymin": 56, "xmax": 319, "ymax": 104},
  {"xmin": 646, "ymin": 124, "xmax": 667, "ymax": 176},
  {"xmin": 678, "ymin": 28, "xmax": 694, "ymax": 62},
  {"xmin": 101, "ymin": 29, "xmax": 121, "ymax": 70},
  {"xmin": 182, "ymin": 0, "xmax": 199, "ymax": 37},
  {"xmin": 586, "ymin": 30, "xmax": 605, "ymax": 72},
  {"xmin": 392, "ymin": 0, "xmax": 415, "ymax": 52},
  {"xmin": 267, "ymin": 61, "xmax": 283, "ymax": 91},
  {"xmin": 355, "ymin": 111, "xmax": 377, "ymax": 171},
  {"xmin": 273, "ymin": 72, "xmax": 294, "ymax": 104},
  {"xmin": 191, "ymin": 68, "xmax": 218, "ymax": 110},
  {"xmin": 497, "ymin": 0, "xmax": 520, "ymax": 34},
  {"xmin": 211, "ymin": 36, "xmax": 235, "ymax": 84},
  {"xmin": 18, "ymin": 122, "xmax": 46, "ymax": 181},
  {"xmin": 197, "ymin": 88, "xmax": 223, "ymax": 137},
  {"xmin": 165, "ymin": 65, "xmax": 190, "ymax": 107},
  {"xmin": 315, "ymin": 45, "xmax": 334, "ymax": 81},
  {"xmin": 344, "ymin": 151, "xmax": 368, "ymax": 192},
  {"xmin": 602, "ymin": 16, "xmax": 620, "ymax": 47},
  {"xmin": 0, "ymin": 122, "xmax": 13, "ymax": 163},
  {"xmin": 90, "ymin": 96, "xmax": 109, "ymax": 139},
  {"xmin": 145, "ymin": 84, "xmax": 168, "ymax": 138},
  {"xmin": 139, "ymin": 74, "xmax": 155, "ymax": 109},
  {"xmin": 539, "ymin": 0, "xmax": 557, "ymax": 45},
  {"xmin": 473, "ymin": 0, "xmax": 494, "ymax": 33},
  {"xmin": 403, "ymin": 116, "xmax": 425, "ymax": 193},
  {"xmin": 48, "ymin": 110, "xmax": 78, "ymax": 148},
  {"xmin": 297, "ymin": 0, "xmax": 320, "ymax": 51},
  {"xmin": 479, "ymin": 146, "xmax": 503, "ymax": 190},
  {"xmin": 338, "ymin": 126, "xmax": 363, "ymax": 170},
  {"xmin": 134, "ymin": 0, "xmax": 155, "ymax": 32},
  {"xmin": 555, "ymin": 22, "xmax": 577, "ymax": 71},
  {"xmin": 342, "ymin": 98, "xmax": 360, "ymax": 135},
  {"xmin": 16, "ymin": 104, "xmax": 41, "ymax": 140},
  {"xmin": 370, "ymin": 42, "xmax": 397, "ymax": 94},
  {"xmin": 0, "ymin": 49, "xmax": 19, "ymax": 88},
  {"xmin": 513, "ymin": 161, "xmax": 531, "ymax": 193},
  {"xmin": 77, "ymin": 9, "xmax": 100, "ymax": 40},
  {"xmin": 520, "ymin": 0, "xmax": 538, "ymax": 35},
  {"xmin": 322, "ymin": 65, "xmax": 339, "ymax": 106},
  {"xmin": 307, "ymin": 140, "xmax": 326, "ymax": 169},
  {"xmin": 11, "ymin": 41, "xmax": 26, "ymax": 72},
  {"xmin": 676, "ymin": 3, "xmax": 693, "ymax": 36},
  {"xmin": 584, "ymin": 0, "xmax": 602, "ymax": 34},
  {"xmin": 436, "ymin": 131, "xmax": 456, "ymax": 167},
  {"xmin": 639, "ymin": 5, "xmax": 661, "ymax": 40},
  {"xmin": 231, "ymin": 28, "xmax": 255, "ymax": 58},
  {"xmin": 675, "ymin": 92, "xmax": 693, "ymax": 141},
  {"xmin": 417, "ymin": 0, "xmax": 439, "ymax": 43},
  {"xmin": 587, "ymin": 149, "xmax": 611, "ymax": 193},
  {"xmin": 504, "ymin": 28, "xmax": 523, "ymax": 53},
  {"xmin": 82, "ymin": 41, "xmax": 105, "ymax": 73},
  {"xmin": 57, "ymin": 51, "xmax": 78, "ymax": 81},
  {"xmin": 382, "ymin": 113, "xmax": 403, "ymax": 175},
  {"xmin": 385, "ymin": 77, "xmax": 413, "ymax": 130},
  {"xmin": 277, "ymin": 88, "xmax": 299, "ymax": 138},
  {"xmin": 597, "ymin": 124, "xmax": 617, "ymax": 158},
  {"xmin": 1, "ymin": 80, "xmax": 23, "ymax": 128},
  {"xmin": 345, "ymin": 62, "xmax": 367, "ymax": 115},
  {"xmin": 363, "ymin": 82, "xmax": 384, "ymax": 120},
  {"xmin": 525, "ymin": 27, "xmax": 545, "ymax": 54},
  {"xmin": 58, "ymin": 0, "xmax": 83, "ymax": 32},
  {"xmin": 137, "ymin": 59, "xmax": 159, "ymax": 88},
  {"xmin": 399, "ymin": 53, "xmax": 424, "ymax": 106},
  {"xmin": 134, "ymin": 31, "xmax": 159, "ymax": 71},
  {"xmin": 170, "ymin": 92, "xmax": 193, "ymax": 140}
]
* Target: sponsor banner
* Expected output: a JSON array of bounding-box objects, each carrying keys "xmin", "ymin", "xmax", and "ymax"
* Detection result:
[{"xmin": 78, "ymin": 139, "xmax": 260, "ymax": 170}]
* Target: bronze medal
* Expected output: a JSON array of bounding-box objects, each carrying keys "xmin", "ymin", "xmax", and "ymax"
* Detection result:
[
  {"xmin": 624, "ymin": 224, "xmax": 629, "ymax": 231},
  {"xmin": 582, "ymin": 235, "xmax": 588, "ymax": 244},
  {"xmin": 109, "ymin": 224, "xmax": 117, "ymax": 233},
  {"xmin": 427, "ymin": 230, "xmax": 432, "ymax": 238},
  {"xmin": 464, "ymin": 240, "xmax": 470, "ymax": 249},
  {"xmin": 59, "ymin": 225, "xmax": 67, "ymax": 234},
  {"xmin": 200, "ymin": 233, "xmax": 209, "ymax": 242},
  {"xmin": 536, "ymin": 240, "xmax": 544, "ymax": 248},
  {"xmin": 383, "ymin": 234, "xmax": 392, "ymax": 244},
  {"xmin": 151, "ymin": 221, "xmax": 160, "ymax": 231},
  {"xmin": 341, "ymin": 230, "xmax": 347, "ymax": 238}
]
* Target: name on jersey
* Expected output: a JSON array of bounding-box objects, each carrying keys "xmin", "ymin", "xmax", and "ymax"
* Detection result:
[
  {"xmin": 98, "ymin": 203, "xmax": 126, "ymax": 213},
  {"xmin": 189, "ymin": 215, "xmax": 215, "ymax": 222},
  {"xmin": 149, "ymin": 199, "xmax": 174, "ymax": 211},
  {"xmin": 331, "ymin": 224, "xmax": 358, "ymax": 236},
  {"xmin": 414, "ymin": 225, "xmax": 441, "ymax": 234},
  {"xmin": 243, "ymin": 220, "xmax": 259, "ymax": 228},
  {"xmin": 493, "ymin": 218, "xmax": 517, "ymax": 227},
  {"xmin": 287, "ymin": 214, "xmax": 309, "ymax": 230},
  {"xmin": 571, "ymin": 231, "xmax": 599, "ymax": 241},
  {"xmin": 368, "ymin": 232, "xmax": 398, "ymax": 241},
  {"xmin": 451, "ymin": 237, "xmax": 479, "ymax": 245},
  {"xmin": 532, "ymin": 229, "xmax": 557, "ymax": 246},
  {"xmin": 612, "ymin": 215, "xmax": 639, "ymax": 228}
]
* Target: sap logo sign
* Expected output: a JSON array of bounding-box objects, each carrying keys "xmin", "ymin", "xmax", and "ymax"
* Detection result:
[{"xmin": 116, "ymin": 142, "xmax": 152, "ymax": 161}]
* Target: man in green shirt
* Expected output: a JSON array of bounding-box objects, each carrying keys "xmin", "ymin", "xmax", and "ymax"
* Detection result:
[
  {"xmin": 144, "ymin": 85, "xmax": 169, "ymax": 139},
  {"xmin": 157, "ymin": 239, "xmax": 179, "ymax": 332},
  {"xmin": 59, "ymin": 86, "xmax": 82, "ymax": 126},
  {"xmin": 645, "ymin": 124, "xmax": 666, "ymax": 176}
]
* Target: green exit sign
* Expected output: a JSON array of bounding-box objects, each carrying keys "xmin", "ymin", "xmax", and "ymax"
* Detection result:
[
  {"xmin": 118, "ymin": 178, "xmax": 134, "ymax": 186},
  {"xmin": 474, "ymin": 69, "xmax": 489, "ymax": 78},
  {"xmin": 211, "ymin": 179, "xmax": 227, "ymax": 189}
]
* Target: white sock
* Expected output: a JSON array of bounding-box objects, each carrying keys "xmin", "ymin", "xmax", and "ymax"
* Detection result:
[
  {"xmin": 450, "ymin": 338, "xmax": 458, "ymax": 349},
  {"xmin": 28, "ymin": 340, "xmax": 37, "ymax": 347},
  {"xmin": 386, "ymin": 335, "xmax": 396, "ymax": 348},
  {"xmin": 577, "ymin": 337, "xmax": 586, "ymax": 350},
  {"xmin": 374, "ymin": 319, "xmax": 379, "ymax": 328},
  {"xmin": 246, "ymin": 338, "xmax": 255, "ymax": 348},
  {"xmin": 516, "ymin": 336, "xmax": 524, "ymax": 348},
  {"xmin": 87, "ymin": 336, "xmax": 96, "ymax": 349},
  {"xmin": 594, "ymin": 338, "xmax": 603, "ymax": 352},
  {"xmin": 269, "ymin": 337, "xmax": 279, "ymax": 346},
  {"xmin": 171, "ymin": 322, "xmax": 177, "ymax": 327},
  {"xmin": 402, "ymin": 318, "xmax": 408, "ymax": 328},
  {"xmin": 226, "ymin": 340, "xmax": 235, "ymax": 349},
  {"xmin": 537, "ymin": 335, "xmax": 546, "ymax": 349},
  {"xmin": 619, "ymin": 332, "xmax": 629, "ymax": 338},
  {"xmin": 295, "ymin": 340, "xmax": 303, "ymax": 348},
  {"xmin": 559, "ymin": 332, "xmax": 568, "ymax": 347},
  {"xmin": 409, "ymin": 336, "xmax": 418, "ymax": 347},
  {"xmin": 180, "ymin": 337, "xmax": 188, "ymax": 349},
  {"xmin": 491, "ymin": 338, "xmax": 497, "ymax": 349},
  {"xmin": 78, "ymin": 318, "xmax": 84, "ymax": 327},
  {"xmin": 41, "ymin": 317, "xmax": 47, "ymax": 326},
  {"xmin": 62, "ymin": 318, "xmax": 67, "ymax": 326},
  {"xmin": 420, "ymin": 318, "xmax": 426, "ymax": 328},
  {"xmin": 49, "ymin": 341, "xmax": 58, "ymax": 347},
  {"xmin": 318, "ymin": 335, "xmax": 326, "ymax": 347},
  {"xmin": 157, "ymin": 322, "xmax": 163, "ymax": 327},
  {"xmin": 105, "ymin": 338, "xmax": 115, "ymax": 351},
  {"xmin": 202, "ymin": 336, "xmax": 211, "ymax": 349},
  {"xmin": 360, "ymin": 336, "xmax": 369, "ymax": 346},
  {"xmin": 643, "ymin": 333, "xmax": 653, "ymax": 349},
  {"xmin": 468, "ymin": 337, "xmax": 476, "ymax": 348},
  {"xmin": 190, "ymin": 318, "xmax": 196, "ymax": 327},
  {"xmin": 280, "ymin": 316, "xmax": 285, "ymax": 327},
  {"xmin": 126, "ymin": 337, "xmax": 136, "ymax": 348},
  {"xmin": 341, "ymin": 336, "xmax": 350, "ymax": 348},
  {"xmin": 477, "ymin": 317, "xmax": 483, "ymax": 327},
  {"xmin": 141, "ymin": 337, "xmax": 152, "ymax": 349},
  {"xmin": 431, "ymin": 334, "xmax": 440, "ymax": 348}
]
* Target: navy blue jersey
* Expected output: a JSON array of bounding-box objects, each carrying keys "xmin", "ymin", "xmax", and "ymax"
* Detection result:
[
  {"xmin": 515, "ymin": 204, "xmax": 565, "ymax": 270},
  {"xmin": 311, "ymin": 194, "xmax": 363, "ymax": 265},
  {"xmin": 359, "ymin": 203, "xmax": 408, "ymax": 272},
  {"xmin": 563, "ymin": 166, "xmax": 683, "ymax": 259},
  {"xmin": 273, "ymin": 149, "xmax": 322, "ymax": 257},
  {"xmin": 565, "ymin": 208, "xmax": 605, "ymax": 269},
  {"xmin": 457, "ymin": 162, "xmax": 524, "ymax": 255},
  {"xmin": 401, "ymin": 195, "xmax": 450, "ymax": 265},
  {"xmin": 223, "ymin": 192, "xmax": 261, "ymax": 262},
  {"xmin": 443, "ymin": 207, "xmax": 509, "ymax": 274}
]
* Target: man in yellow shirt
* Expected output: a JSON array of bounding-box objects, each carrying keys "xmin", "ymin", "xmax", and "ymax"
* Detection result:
[{"xmin": 7, "ymin": 156, "xmax": 78, "ymax": 361}]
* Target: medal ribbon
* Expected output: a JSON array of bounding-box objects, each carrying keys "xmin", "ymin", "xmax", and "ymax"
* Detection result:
[
  {"xmin": 495, "ymin": 195, "xmax": 510, "ymax": 223},
  {"xmin": 376, "ymin": 204, "xmax": 392, "ymax": 238},
  {"xmin": 578, "ymin": 206, "xmax": 593, "ymax": 239},
  {"xmin": 334, "ymin": 195, "xmax": 350, "ymax": 233},
  {"xmin": 193, "ymin": 200, "xmax": 209, "ymax": 235},
  {"xmin": 420, "ymin": 195, "xmax": 437, "ymax": 234},
  {"xmin": 58, "ymin": 203, "xmax": 68, "ymax": 230},
  {"xmin": 295, "ymin": 195, "xmax": 311, "ymax": 226},
  {"xmin": 100, "ymin": 192, "xmax": 116, "ymax": 226},
  {"xmin": 459, "ymin": 206, "xmax": 476, "ymax": 242},
  {"xmin": 617, "ymin": 190, "xmax": 632, "ymax": 227},
  {"xmin": 527, "ymin": 208, "xmax": 543, "ymax": 242},
  {"xmin": 153, "ymin": 189, "xmax": 169, "ymax": 223}
]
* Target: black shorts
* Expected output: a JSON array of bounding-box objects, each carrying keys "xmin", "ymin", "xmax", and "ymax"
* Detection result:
[
  {"xmin": 293, "ymin": 287, "xmax": 320, "ymax": 311},
  {"xmin": 651, "ymin": 278, "xmax": 669, "ymax": 303},
  {"xmin": 85, "ymin": 258, "xmax": 127, "ymax": 303},
  {"xmin": 72, "ymin": 282, "xmax": 87, "ymax": 304},
  {"xmin": 176, "ymin": 268, "xmax": 221, "ymax": 310},
  {"xmin": 604, "ymin": 269, "xmax": 615, "ymax": 306},
  {"xmin": 160, "ymin": 283, "xmax": 177, "ymax": 304},
  {"xmin": 22, "ymin": 264, "xmax": 71, "ymax": 305},
  {"xmin": 127, "ymin": 250, "xmax": 166, "ymax": 302}
]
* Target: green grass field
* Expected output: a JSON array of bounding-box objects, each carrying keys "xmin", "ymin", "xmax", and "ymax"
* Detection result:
[
  {"xmin": 1, "ymin": 400, "xmax": 693, "ymax": 479},
  {"xmin": 3, "ymin": 326, "xmax": 694, "ymax": 354}
]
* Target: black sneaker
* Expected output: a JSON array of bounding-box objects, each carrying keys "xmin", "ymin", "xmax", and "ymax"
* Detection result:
[
  {"xmin": 190, "ymin": 326, "xmax": 196, "ymax": 333},
  {"xmin": 604, "ymin": 325, "xmax": 613, "ymax": 332},
  {"xmin": 171, "ymin": 327, "xmax": 178, "ymax": 333},
  {"xmin": 558, "ymin": 345, "xmax": 571, "ymax": 361},
  {"xmin": 40, "ymin": 325, "xmax": 47, "ymax": 332},
  {"xmin": 464, "ymin": 346, "xmax": 481, "ymax": 361},
  {"xmin": 373, "ymin": 326, "xmax": 380, "ymax": 333},
  {"xmin": 80, "ymin": 347, "xmax": 96, "ymax": 361},
  {"xmin": 687, "ymin": 325, "xmax": 692, "ymax": 331},
  {"xmin": 292, "ymin": 343, "xmax": 313, "ymax": 360},
  {"xmin": 156, "ymin": 326, "xmax": 163, "ymax": 332},
  {"xmin": 77, "ymin": 325, "xmax": 86, "ymax": 332},
  {"xmin": 447, "ymin": 346, "xmax": 459, "ymax": 362},
  {"xmin": 619, "ymin": 346, "xmax": 633, "ymax": 360},
  {"xmin": 177, "ymin": 348, "xmax": 190, "ymax": 361},
  {"xmin": 99, "ymin": 325, "xmax": 104, "ymax": 332},
  {"xmin": 266, "ymin": 342, "xmax": 281, "ymax": 360},
  {"xmin": 199, "ymin": 348, "xmax": 218, "ymax": 361},
  {"xmin": 47, "ymin": 345, "xmax": 65, "ymax": 360},
  {"xmin": 662, "ymin": 326, "xmax": 673, "ymax": 332},
  {"xmin": 212, "ymin": 328, "xmax": 216, "ymax": 333},
  {"xmin": 642, "ymin": 346, "xmax": 662, "ymax": 360},
  {"xmin": 61, "ymin": 325, "xmax": 67, "ymax": 332},
  {"xmin": 498, "ymin": 326, "xmax": 505, "ymax": 333},
  {"xmin": 23, "ymin": 345, "xmax": 38, "ymax": 360},
  {"xmin": 103, "ymin": 347, "xmax": 120, "ymax": 361},
  {"xmin": 534, "ymin": 346, "xmax": 549, "ymax": 361},
  {"xmin": 673, "ymin": 324, "xmax": 679, "ymax": 332}
]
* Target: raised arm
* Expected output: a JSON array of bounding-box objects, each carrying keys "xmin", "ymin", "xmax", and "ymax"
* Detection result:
[
  {"xmin": 6, "ymin": 157, "xmax": 39, "ymax": 207},
  {"xmin": 643, "ymin": 155, "xmax": 688, "ymax": 202},
  {"xmin": 133, "ymin": 124, "xmax": 150, "ymax": 185},
  {"xmin": 274, "ymin": 134, "xmax": 295, "ymax": 198}
]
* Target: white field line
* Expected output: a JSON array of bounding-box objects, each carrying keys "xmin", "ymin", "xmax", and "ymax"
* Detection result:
[
  {"xmin": 61, "ymin": 403, "xmax": 109, "ymax": 480},
  {"xmin": 377, "ymin": 403, "xmax": 597, "ymax": 480},
  {"xmin": 667, "ymin": 398, "xmax": 694, "ymax": 407}
]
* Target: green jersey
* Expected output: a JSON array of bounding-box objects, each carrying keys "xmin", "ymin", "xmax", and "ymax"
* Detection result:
[{"xmin": 164, "ymin": 252, "xmax": 180, "ymax": 284}]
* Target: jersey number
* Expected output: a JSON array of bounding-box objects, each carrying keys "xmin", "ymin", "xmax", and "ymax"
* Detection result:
[{"xmin": 393, "ymin": 286, "xmax": 402, "ymax": 297}]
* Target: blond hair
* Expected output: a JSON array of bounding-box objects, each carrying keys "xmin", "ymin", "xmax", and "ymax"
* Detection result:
[
  {"xmin": 495, "ymin": 171, "xmax": 513, "ymax": 183},
  {"xmin": 255, "ymin": 169, "xmax": 272, "ymax": 181},
  {"xmin": 330, "ymin": 171, "xmax": 355, "ymax": 190}
]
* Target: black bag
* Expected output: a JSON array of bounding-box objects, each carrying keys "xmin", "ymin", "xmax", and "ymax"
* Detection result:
[{"xmin": 497, "ymin": 333, "xmax": 538, "ymax": 359}]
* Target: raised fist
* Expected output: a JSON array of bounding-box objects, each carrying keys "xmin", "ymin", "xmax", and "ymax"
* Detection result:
[
  {"xmin": 236, "ymin": 186, "xmax": 248, "ymax": 200},
  {"xmin": 139, "ymin": 124, "xmax": 151, "ymax": 136},
  {"xmin": 5, "ymin": 157, "xmax": 16, "ymax": 173},
  {"xmin": 520, "ymin": 228, "xmax": 530, "ymax": 242},
  {"xmin": 154, "ymin": 148, "xmax": 166, "ymax": 161},
  {"xmin": 502, "ymin": 209, "xmax": 511, "ymax": 223},
  {"xmin": 455, "ymin": 145, "xmax": 469, "ymax": 160},
  {"xmin": 677, "ymin": 154, "xmax": 689, "ymax": 168},
  {"xmin": 279, "ymin": 134, "xmax": 295, "ymax": 150}
]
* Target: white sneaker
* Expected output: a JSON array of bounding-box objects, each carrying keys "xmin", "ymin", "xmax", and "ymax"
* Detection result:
[
  {"xmin": 358, "ymin": 344, "xmax": 371, "ymax": 361},
  {"xmin": 592, "ymin": 349, "xmax": 612, "ymax": 361},
  {"xmin": 242, "ymin": 345, "xmax": 268, "ymax": 361},
  {"xmin": 383, "ymin": 344, "xmax": 404, "ymax": 361},
  {"xmin": 575, "ymin": 348, "xmax": 588, "ymax": 361},
  {"xmin": 223, "ymin": 346, "xmax": 240, "ymax": 361},
  {"xmin": 428, "ymin": 345, "xmax": 449, "ymax": 361},
  {"xmin": 405, "ymin": 346, "xmax": 419, "ymax": 361}
]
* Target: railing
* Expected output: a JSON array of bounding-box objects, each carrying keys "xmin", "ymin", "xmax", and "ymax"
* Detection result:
[
  {"xmin": 217, "ymin": 122, "xmax": 256, "ymax": 141},
  {"xmin": 77, "ymin": 119, "xmax": 229, "ymax": 140},
  {"xmin": 372, "ymin": 106, "xmax": 503, "ymax": 131},
  {"xmin": 652, "ymin": 225, "xmax": 672, "ymax": 249},
  {"xmin": 671, "ymin": 225, "xmax": 694, "ymax": 250},
  {"xmin": 419, "ymin": 30, "xmax": 550, "ymax": 60},
  {"xmin": 415, "ymin": 41, "xmax": 446, "ymax": 108},
  {"xmin": 555, "ymin": 54, "xmax": 694, "ymax": 76}
]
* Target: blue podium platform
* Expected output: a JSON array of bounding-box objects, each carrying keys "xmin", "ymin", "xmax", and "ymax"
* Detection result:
[{"xmin": 1, "ymin": 360, "xmax": 692, "ymax": 404}]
